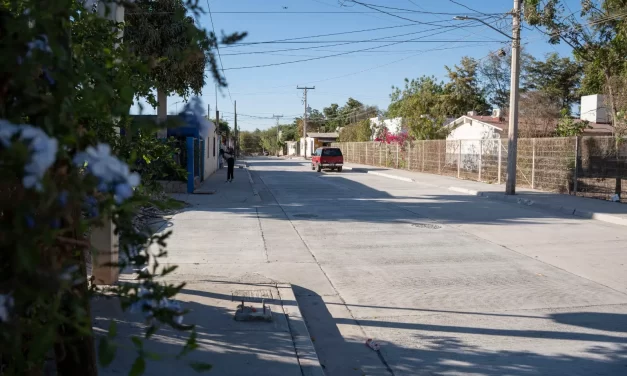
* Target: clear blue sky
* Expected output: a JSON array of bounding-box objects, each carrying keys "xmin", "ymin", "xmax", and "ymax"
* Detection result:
[{"xmin": 131, "ymin": 0, "xmax": 580, "ymax": 131}]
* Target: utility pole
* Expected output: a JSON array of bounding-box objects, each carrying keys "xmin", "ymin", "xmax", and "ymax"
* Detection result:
[
  {"xmin": 453, "ymin": 1, "xmax": 521, "ymax": 194},
  {"xmin": 297, "ymin": 86, "xmax": 315, "ymax": 158},
  {"xmin": 505, "ymin": 0, "xmax": 522, "ymax": 195},
  {"xmin": 272, "ymin": 114, "xmax": 284, "ymax": 157},
  {"xmin": 234, "ymin": 100, "xmax": 238, "ymax": 158}
]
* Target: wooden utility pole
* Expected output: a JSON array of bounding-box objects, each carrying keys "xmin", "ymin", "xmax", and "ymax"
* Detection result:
[
  {"xmin": 505, "ymin": 0, "xmax": 522, "ymax": 195},
  {"xmin": 273, "ymin": 114, "xmax": 283, "ymax": 156},
  {"xmin": 297, "ymin": 86, "xmax": 315, "ymax": 158},
  {"xmin": 234, "ymin": 100, "xmax": 238, "ymax": 157}
]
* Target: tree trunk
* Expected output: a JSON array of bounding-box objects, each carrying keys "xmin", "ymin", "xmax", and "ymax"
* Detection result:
[
  {"xmin": 55, "ymin": 226, "xmax": 98, "ymax": 376},
  {"xmin": 156, "ymin": 89, "xmax": 168, "ymax": 138},
  {"xmin": 604, "ymin": 70, "xmax": 622, "ymax": 197}
]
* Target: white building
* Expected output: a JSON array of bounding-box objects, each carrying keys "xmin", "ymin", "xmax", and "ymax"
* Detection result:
[{"xmin": 369, "ymin": 117, "xmax": 403, "ymax": 139}]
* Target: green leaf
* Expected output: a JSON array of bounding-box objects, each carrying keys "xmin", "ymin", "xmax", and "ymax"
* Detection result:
[
  {"xmin": 142, "ymin": 154, "xmax": 151, "ymax": 164},
  {"xmin": 98, "ymin": 337, "xmax": 117, "ymax": 367},
  {"xmin": 108, "ymin": 320, "xmax": 117, "ymax": 339},
  {"xmin": 189, "ymin": 362, "xmax": 213, "ymax": 372},
  {"xmin": 144, "ymin": 351, "xmax": 163, "ymax": 361},
  {"xmin": 129, "ymin": 356, "xmax": 146, "ymax": 376},
  {"xmin": 145, "ymin": 324, "xmax": 157, "ymax": 339},
  {"xmin": 131, "ymin": 336, "xmax": 143, "ymax": 349}
]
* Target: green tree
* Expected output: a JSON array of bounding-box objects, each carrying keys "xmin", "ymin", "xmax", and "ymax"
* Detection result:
[
  {"xmin": 259, "ymin": 126, "xmax": 281, "ymax": 154},
  {"xmin": 124, "ymin": 0, "xmax": 246, "ymax": 127},
  {"xmin": 280, "ymin": 123, "xmax": 299, "ymax": 142},
  {"xmin": 339, "ymin": 119, "xmax": 372, "ymax": 142},
  {"xmin": 388, "ymin": 76, "xmax": 447, "ymax": 119},
  {"xmin": 0, "ymin": 1, "xmax": 210, "ymax": 374},
  {"xmin": 218, "ymin": 119, "xmax": 231, "ymax": 139},
  {"xmin": 443, "ymin": 56, "xmax": 491, "ymax": 116},
  {"xmin": 478, "ymin": 47, "xmax": 533, "ymax": 109},
  {"xmin": 555, "ymin": 109, "xmax": 592, "ymax": 136},
  {"xmin": 240, "ymin": 130, "xmax": 262, "ymax": 154},
  {"xmin": 525, "ymin": 53, "xmax": 583, "ymax": 112},
  {"xmin": 525, "ymin": 0, "xmax": 627, "ymax": 196}
]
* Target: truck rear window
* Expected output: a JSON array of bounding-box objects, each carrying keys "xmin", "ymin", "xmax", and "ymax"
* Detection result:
[{"xmin": 322, "ymin": 148, "xmax": 342, "ymax": 157}]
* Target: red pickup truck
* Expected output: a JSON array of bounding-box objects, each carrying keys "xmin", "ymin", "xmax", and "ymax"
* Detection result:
[{"xmin": 311, "ymin": 147, "xmax": 343, "ymax": 172}]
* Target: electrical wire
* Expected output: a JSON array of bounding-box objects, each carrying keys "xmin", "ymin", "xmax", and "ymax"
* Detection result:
[
  {"xmin": 447, "ymin": 0, "xmax": 491, "ymax": 16},
  {"xmin": 219, "ymin": 23, "xmax": 484, "ymax": 56},
  {"xmin": 220, "ymin": 21, "xmax": 486, "ymax": 49},
  {"xmin": 219, "ymin": 30, "xmax": 504, "ymax": 71},
  {"xmin": 348, "ymin": 1, "xmax": 501, "ymax": 16},
  {"xmin": 345, "ymin": 0, "xmax": 461, "ymax": 26},
  {"xmin": 205, "ymin": 0, "xmax": 233, "ymax": 104}
]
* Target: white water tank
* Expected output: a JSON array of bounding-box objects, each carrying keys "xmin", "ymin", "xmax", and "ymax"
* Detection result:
[{"xmin": 580, "ymin": 94, "xmax": 610, "ymax": 123}]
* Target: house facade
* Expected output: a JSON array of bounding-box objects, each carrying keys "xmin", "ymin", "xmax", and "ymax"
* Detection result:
[{"xmin": 299, "ymin": 132, "xmax": 339, "ymax": 157}]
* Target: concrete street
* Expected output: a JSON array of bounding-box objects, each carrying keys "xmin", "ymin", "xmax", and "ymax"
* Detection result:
[{"xmin": 162, "ymin": 157, "xmax": 627, "ymax": 375}]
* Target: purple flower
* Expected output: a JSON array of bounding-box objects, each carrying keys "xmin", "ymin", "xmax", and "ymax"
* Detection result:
[
  {"xmin": 26, "ymin": 216, "xmax": 35, "ymax": 229},
  {"xmin": 0, "ymin": 294, "xmax": 14, "ymax": 322},
  {"xmin": 114, "ymin": 183, "xmax": 133, "ymax": 204},
  {"xmin": 74, "ymin": 143, "xmax": 140, "ymax": 204},
  {"xmin": 58, "ymin": 191, "xmax": 69, "ymax": 206},
  {"xmin": 50, "ymin": 218, "xmax": 61, "ymax": 229},
  {"xmin": 0, "ymin": 121, "xmax": 58, "ymax": 191},
  {"xmin": 84, "ymin": 196, "xmax": 99, "ymax": 218}
]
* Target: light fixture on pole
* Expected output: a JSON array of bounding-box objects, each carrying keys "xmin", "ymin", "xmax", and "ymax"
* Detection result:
[{"xmin": 454, "ymin": 1, "xmax": 522, "ymax": 195}]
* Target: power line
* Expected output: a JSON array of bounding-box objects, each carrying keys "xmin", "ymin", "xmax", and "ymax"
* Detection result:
[
  {"xmin": 220, "ymin": 24, "xmax": 481, "ymax": 56},
  {"xmin": 220, "ymin": 23, "xmax": 421, "ymax": 48},
  {"xmin": 345, "ymin": 0, "xmax": 456, "ymax": 25},
  {"xmin": 220, "ymin": 22, "xmax": 483, "ymax": 49},
  {"xmin": 447, "ymin": 0, "xmax": 491, "ymax": 16},
  {"xmin": 219, "ymin": 37, "xmax": 505, "ymax": 71},
  {"xmin": 348, "ymin": 1, "xmax": 502, "ymax": 16},
  {"xmin": 205, "ymin": 0, "xmax": 233, "ymax": 104}
]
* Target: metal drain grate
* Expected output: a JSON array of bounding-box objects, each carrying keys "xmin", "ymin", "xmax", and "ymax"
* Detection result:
[
  {"xmin": 411, "ymin": 223, "xmax": 442, "ymax": 229},
  {"xmin": 293, "ymin": 213, "xmax": 319, "ymax": 218}
]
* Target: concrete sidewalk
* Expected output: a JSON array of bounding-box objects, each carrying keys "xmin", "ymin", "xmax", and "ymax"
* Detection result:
[
  {"xmin": 344, "ymin": 162, "xmax": 627, "ymax": 227},
  {"xmin": 93, "ymin": 166, "xmax": 323, "ymax": 376}
]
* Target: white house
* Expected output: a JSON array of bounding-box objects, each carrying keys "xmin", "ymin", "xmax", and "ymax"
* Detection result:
[
  {"xmin": 299, "ymin": 132, "xmax": 339, "ymax": 158},
  {"xmin": 285, "ymin": 141, "xmax": 299, "ymax": 156},
  {"xmin": 369, "ymin": 117, "xmax": 403, "ymax": 139}
]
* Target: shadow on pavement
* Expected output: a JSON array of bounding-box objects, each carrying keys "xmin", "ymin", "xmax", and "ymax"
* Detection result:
[
  {"xmin": 93, "ymin": 282, "xmax": 302, "ymax": 376},
  {"xmin": 295, "ymin": 286, "xmax": 627, "ymax": 376}
]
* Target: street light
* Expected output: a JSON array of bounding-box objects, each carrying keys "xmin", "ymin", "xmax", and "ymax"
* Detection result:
[{"xmin": 453, "ymin": 0, "xmax": 522, "ymax": 195}]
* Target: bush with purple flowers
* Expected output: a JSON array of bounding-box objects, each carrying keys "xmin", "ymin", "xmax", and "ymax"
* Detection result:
[{"xmin": 0, "ymin": 1, "xmax": 243, "ymax": 375}]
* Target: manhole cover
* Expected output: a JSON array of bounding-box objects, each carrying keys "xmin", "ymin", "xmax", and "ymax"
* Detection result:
[
  {"xmin": 293, "ymin": 214, "xmax": 319, "ymax": 218},
  {"xmin": 411, "ymin": 223, "xmax": 442, "ymax": 229}
]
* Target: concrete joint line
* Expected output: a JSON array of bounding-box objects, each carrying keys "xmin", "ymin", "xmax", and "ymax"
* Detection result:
[
  {"xmin": 257, "ymin": 169, "xmax": 395, "ymax": 375},
  {"xmin": 254, "ymin": 207, "xmax": 270, "ymax": 263}
]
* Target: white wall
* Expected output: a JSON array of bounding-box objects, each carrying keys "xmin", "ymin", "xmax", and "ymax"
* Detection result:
[
  {"xmin": 299, "ymin": 137, "xmax": 315, "ymax": 157},
  {"xmin": 446, "ymin": 119, "xmax": 502, "ymax": 169},
  {"xmin": 447, "ymin": 119, "xmax": 500, "ymax": 141},
  {"xmin": 286, "ymin": 141, "xmax": 298, "ymax": 156},
  {"xmin": 369, "ymin": 117, "xmax": 403, "ymax": 139},
  {"xmin": 581, "ymin": 94, "xmax": 610, "ymax": 124}
]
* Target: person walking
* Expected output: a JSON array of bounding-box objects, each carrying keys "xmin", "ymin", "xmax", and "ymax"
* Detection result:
[{"xmin": 223, "ymin": 147, "xmax": 235, "ymax": 182}]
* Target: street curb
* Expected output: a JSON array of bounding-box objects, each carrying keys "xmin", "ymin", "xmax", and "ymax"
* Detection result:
[
  {"xmin": 276, "ymin": 284, "xmax": 325, "ymax": 376},
  {"xmin": 343, "ymin": 167, "xmax": 415, "ymax": 182},
  {"xmin": 245, "ymin": 167, "xmax": 259, "ymax": 197},
  {"xmin": 368, "ymin": 171, "xmax": 415, "ymax": 182},
  {"xmin": 448, "ymin": 186, "xmax": 627, "ymax": 227}
]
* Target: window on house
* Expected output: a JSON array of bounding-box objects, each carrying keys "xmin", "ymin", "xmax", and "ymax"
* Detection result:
[{"xmin": 213, "ymin": 137, "xmax": 216, "ymax": 156}]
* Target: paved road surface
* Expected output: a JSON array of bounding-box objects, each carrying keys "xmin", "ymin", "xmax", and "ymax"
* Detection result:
[{"xmin": 166, "ymin": 157, "xmax": 627, "ymax": 376}]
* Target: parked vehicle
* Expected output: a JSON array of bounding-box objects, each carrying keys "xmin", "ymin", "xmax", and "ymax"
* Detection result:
[{"xmin": 311, "ymin": 147, "xmax": 343, "ymax": 172}]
